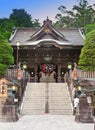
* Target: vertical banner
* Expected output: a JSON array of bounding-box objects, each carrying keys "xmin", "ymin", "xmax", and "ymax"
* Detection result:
[{"xmin": 17, "ymin": 69, "xmax": 22, "ymax": 80}]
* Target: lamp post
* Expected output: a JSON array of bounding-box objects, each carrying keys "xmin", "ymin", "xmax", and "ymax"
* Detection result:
[
  {"xmin": 22, "ymin": 62, "xmax": 27, "ymax": 70},
  {"xmin": 16, "ymin": 41, "xmax": 20, "ymax": 67},
  {"xmin": 22, "ymin": 62, "xmax": 27, "ymax": 92},
  {"xmin": 68, "ymin": 62, "xmax": 72, "ymax": 70},
  {"xmin": 67, "ymin": 62, "xmax": 72, "ymax": 75},
  {"xmin": 66, "ymin": 62, "xmax": 72, "ymax": 87},
  {"xmin": 77, "ymin": 85, "xmax": 82, "ymax": 97}
]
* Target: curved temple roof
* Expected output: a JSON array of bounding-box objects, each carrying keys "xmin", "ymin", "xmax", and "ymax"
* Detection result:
[{"xmin": 9, "ymin": 18, "xmax": 84, "ymax": 48}]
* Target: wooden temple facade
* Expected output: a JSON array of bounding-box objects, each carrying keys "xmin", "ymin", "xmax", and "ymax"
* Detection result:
[{"xmin": 9, "ymin": 18, "xmax": 84, "ymax": 82}]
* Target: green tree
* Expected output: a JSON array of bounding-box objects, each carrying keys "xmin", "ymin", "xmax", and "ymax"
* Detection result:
[
  {"xmin": 54, "ymin": 0, "xmax": 95, "ymax": 28},
  {"xmin": 55, "ymin": 6, "xmax": 75, "ymax": 28},
  {"xmin": 78, "ymin": 30, "xmax": 95, "ymax": 70},
  {"xmin": 0, "ymin": 18, "xmax": 15, "ymax": 40},
  {"xmin": 73, "ymin": 0, "xmax": 95, "ymax": 27},
  {"xmin": 0, "ymin": 33, "xmax": 14, "ymax": 78},
  {"xmin": 9, "ymin": 9, "xmax": 40, "ymax": 28},
  {"xmin": 10, "ymin": 9, "xmax": 34, "ymax": 27},
  {"xmin": 32, "ymin": 19, "xmax": 40, "ymax": 28},
  {"xmin": 0, "ymin": 9, "xmax": 41, "ymax": 40},
  {"xmin": 84, "ymin": 24, "xmax": 95, "ymax": 34}
]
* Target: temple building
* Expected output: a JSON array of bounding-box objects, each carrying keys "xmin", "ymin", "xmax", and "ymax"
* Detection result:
[{"xmin": 9, "ymin": 18, "xmax": 84, "ymax": 82}]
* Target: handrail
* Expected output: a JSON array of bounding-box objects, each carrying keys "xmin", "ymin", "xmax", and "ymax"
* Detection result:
[
  {"xmin": 45, "ymin": 83, "xmax": 49, "ymax": 113},
  {"xmin": 77, "ymin": 69, "xmax": 95, "ymax": 79},
  {"xmin": 64, "ymin": 71, "xmax": 74, "ymax": 104}
]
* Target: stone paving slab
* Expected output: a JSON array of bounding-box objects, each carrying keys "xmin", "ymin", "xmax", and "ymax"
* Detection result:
[{"xmin": 0, "ymin": 115, "xmax": 94, "ymax": 130}]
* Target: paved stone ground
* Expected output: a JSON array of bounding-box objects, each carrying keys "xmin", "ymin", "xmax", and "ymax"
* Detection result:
[{"xmin": 0, "ymin": 115, "xmax": 94, "ymax": 130}]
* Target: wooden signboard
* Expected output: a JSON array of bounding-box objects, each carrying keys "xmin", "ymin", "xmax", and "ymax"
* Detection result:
[{"xmin": 0, "ymin": 78, "xmax": 7, "ymax": 97}]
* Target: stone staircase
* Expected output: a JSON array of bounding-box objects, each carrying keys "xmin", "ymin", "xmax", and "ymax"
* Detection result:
[
  {"xmin": 21, "ymin": 83, "xmax": 46, "ymax": 115},
  {"xmin": 48, "ymin": 83, "xmax": 73, "ymax": 115},
  {"xmin": 21, "ymin": 83, "xmax": 73, "ymax": 115}
]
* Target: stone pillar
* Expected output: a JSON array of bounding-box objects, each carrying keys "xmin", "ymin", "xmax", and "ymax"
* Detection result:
[
  {"xmin": 75, "ymin": 94, "xmax": 94, "ymax": 123},
  {"xmin": 58, "ymin": 64, "xmax": 61, "ymax": 82}
]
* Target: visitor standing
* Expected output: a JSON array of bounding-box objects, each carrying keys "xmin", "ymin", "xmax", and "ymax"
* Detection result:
[{"xmin": 73, "ymin": 96, "xmax": 79, "ymax": 114}]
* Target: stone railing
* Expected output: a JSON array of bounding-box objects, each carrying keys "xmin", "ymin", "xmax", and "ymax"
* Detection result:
[
  {"xmin": 5, "ymin": 68, "xmax": 30, "ymax": 82},
  {"xmin": 5, "ymin": 68, "xmax": 31, "ymax": 110},
  {"xmin": 64, "ymin": 71, "xmax": 74, "ymax": 103},
  {"xmin": 77, "ymin": 69, "xmax": 95, "ymax": 79},
  {"xmin": 65, "ymin": 68, "xmax": 95, "ymax": 104},
  {"xmin": 5, "ymin": 68, "xmax": 30, "ymax": 96}
]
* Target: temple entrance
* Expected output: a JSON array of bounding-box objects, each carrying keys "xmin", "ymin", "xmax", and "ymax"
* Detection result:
[
  {"xmin": 10, "ymin": 18, "xmax": 83, "ymax": 83},
  {"xmin": 28, "ymin": 63, "xmax": 67, "ymax": 83},
  {"xmin": 38, "ymin": 64, "xmax": 57, "ymax": 82}
]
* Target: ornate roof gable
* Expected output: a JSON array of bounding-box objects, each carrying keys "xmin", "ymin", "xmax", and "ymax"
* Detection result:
[{"xmin": 28, "ymin": 17, "xmax": 68, "ymax": 42}]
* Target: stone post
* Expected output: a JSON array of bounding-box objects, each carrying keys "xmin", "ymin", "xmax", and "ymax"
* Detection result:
[
  {"xmin": 34, "ymin": 64, "xmax": 38, "ymax": 82},
  {"xmin": 58, "ymin": 64, "xmax": 61, "ymax": 82}
]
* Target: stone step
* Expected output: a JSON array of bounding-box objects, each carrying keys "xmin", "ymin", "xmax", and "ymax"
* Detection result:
[
  {"xmin": 22, "ymin": 110, "xmax": 45, "ymax": 115},
  {"xmin": 23, "ymin": 104, "xmax": 45, "ymax": 107},
  {"xmin": 49, "ymin": 102, "xmax": 72, "ymax": 105},
  {"xmin": 24, "ymin": 100, "xmax": 45, "ymax": 103},
  {"xmin": 23, "ymin": 101, "xmax": 45, "ymax": 104},
  {"xmin": 49, "ymin": 110, "xmax": 72, "ymax": 115},
  {"xmin": 25, "ymin": 90, "xmax": 45, "ymax": 93},
  {"xmin": 24, "ymin": 96, "xmax": 45, "ymax": 99},
  {"xmin": 49, "ymin": 106, "xmax": 72, "ymax": 109},
  {"xmin": 49, "ymin": 97, "xmax": 69, "ymax": 99},
  {"xmin": 48, "ymin": 102, "xmax": 71, "ymax": 104},
  {"xmin": 48, "ymin": 96, "xmax": 70, "ymax": 98},
  {"xmin": 25, "ymin": 92, "xmax": 45, "ymax": 95}
]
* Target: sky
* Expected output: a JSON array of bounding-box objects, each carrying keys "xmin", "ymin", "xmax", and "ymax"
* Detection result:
[{"xmin": 0, "ymin": 0, "xmax": 95, "ymax": 24}]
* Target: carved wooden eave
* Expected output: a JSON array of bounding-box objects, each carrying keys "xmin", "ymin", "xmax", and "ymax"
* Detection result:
[
  {"xmin": 23, "ymin": 38, "xmax": 72, "ymax": 49},
  {"xmin": 27, "ymin": 17, "xmax": 68, "ymax": 42}
]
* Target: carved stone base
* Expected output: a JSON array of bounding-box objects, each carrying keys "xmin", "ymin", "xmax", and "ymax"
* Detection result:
[{"xmin": 75, "ymin": 96, "xmax": 94, "ymax": 123}]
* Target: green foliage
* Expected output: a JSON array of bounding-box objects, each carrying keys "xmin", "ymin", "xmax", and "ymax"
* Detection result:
[
  {"xmin": 78, "ymin": 30, "xmax": 95, "ymax": 70},
  {"xmin": 0, "ymin": 32, "xmax": 6, "ymax": 41},
  {"xmin": 84, "ymin": 24, "xmax": 95, "ymax": 34},
  {"xmin": 0, "ymin": 64, "xmax": 7, "ymax": 77},
  {"xmin": 9, "ymin": 9, "xmax": 40, "ymax": 27},
  {"xmin": 0, "ymin": 9, "xmax": 41, "ymax": 40},
  {"xmin": 32, "ymin": 19, "xmax": 40, "ymax": 28},
  {"xmin": 55, "ymin": 0, "xmax": 95, "ymax": 28},
  {"xmin": 0, "ymin": 34, "xmax": 14, "ymax": 77},
  {"xmin": 10, "ymin": 9, "xmax": 32, "ymax": 27},
  {"xmin": 55, "ymin": 6, "xmax": 75, "ymax": 28},
  {"xmin": 0, "ymin": 18, "xmax": 15, "ymax": 40},
  {"xmin": 73, "ymin": 0, "xmax": 95, "ymax": 27}
]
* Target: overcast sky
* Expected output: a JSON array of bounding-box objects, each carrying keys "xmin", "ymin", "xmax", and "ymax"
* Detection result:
[{"xmin": 0, "ymin": 0, "xmax": 95, "ymax": 23}]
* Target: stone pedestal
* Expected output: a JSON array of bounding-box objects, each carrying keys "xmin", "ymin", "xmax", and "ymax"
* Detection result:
[
  {"xmin": 1, "ymin": 98, "xmax": 19, "ymax": 122},
  {"xmin": 75, "ymin": 95, "xmax": 94, "ymax": 123}
]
